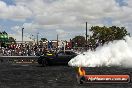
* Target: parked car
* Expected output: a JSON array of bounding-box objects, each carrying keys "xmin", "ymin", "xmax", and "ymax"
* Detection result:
[{"xmin": 37, "ymin": 50, "xmax": 77, "ymax": 66}]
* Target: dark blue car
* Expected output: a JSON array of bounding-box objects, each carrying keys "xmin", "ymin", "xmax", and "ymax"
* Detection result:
[{"xmin": 37, "ymin": 50, "xmax": 77, "ymax": 66}]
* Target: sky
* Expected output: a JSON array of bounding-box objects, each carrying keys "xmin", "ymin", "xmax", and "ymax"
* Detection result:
[{"xmin": 0, "ymin": 0, "xmax": 132, "ymax": 41}]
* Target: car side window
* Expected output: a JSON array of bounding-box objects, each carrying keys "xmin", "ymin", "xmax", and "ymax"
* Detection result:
[
  {"xmin": 65, "ymin": 51, "xmax": 75, "ymax": 55},
  {"xmin": 57, "ymin": 52, "xmax": 65, "ymax": 56}
]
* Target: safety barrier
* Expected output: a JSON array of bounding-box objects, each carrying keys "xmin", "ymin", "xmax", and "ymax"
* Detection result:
[{"xmin": 0, "ymin": 56, "xmax": 39, "ymax": 64}]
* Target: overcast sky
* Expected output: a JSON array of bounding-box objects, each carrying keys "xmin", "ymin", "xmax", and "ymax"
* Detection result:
[{"xmin": 0, "ymin": 0, "xmax": 132, "ymax": 41}]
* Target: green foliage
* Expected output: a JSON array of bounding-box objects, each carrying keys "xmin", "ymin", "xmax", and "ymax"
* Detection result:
[
  {"xmin": 88, "ymin": 26, "xmax": 130, "ymax": 49},
  {"xmin": 8, "ymin": 37, "xmax": 16, "ymax": 43},
  {"xmin": 72, "ymin": 35, "xmax": 85, "ymax": 47},
  {"xmin": 0, "ymin": 31, "xmax": 8, "ymax": 42},
  {"xmin": 40, "ymin": 38, "xmax": 47, "ymax": 42}
]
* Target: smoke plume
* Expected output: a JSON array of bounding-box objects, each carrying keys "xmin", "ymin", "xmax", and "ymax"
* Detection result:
[{"xmin": 68, "ymin": 36, "xmax": 132, "ymax": 67}]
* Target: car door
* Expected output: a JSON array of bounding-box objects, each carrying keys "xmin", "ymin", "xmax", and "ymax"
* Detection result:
[
  {"xmin": 56, "ymin": 51, "xmax": 69, "ymax": 64},
  {"xmin": 64, "ymin": 51, "xmax": 76, "ymax": 62}
]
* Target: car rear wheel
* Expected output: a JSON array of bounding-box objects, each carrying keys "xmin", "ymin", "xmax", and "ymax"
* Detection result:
[
  {"xmin": 42, "ymin": 59, "xmax": 48, "ymax": 67},
  {"xmin": 37, "ymin": 57, "xmax": 42, "ymax": 64},
  {"xmin": 76, "ymin": 74, "xmax": 83, "ymax": 84}
]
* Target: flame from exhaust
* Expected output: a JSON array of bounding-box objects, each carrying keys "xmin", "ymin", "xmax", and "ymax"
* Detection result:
[{"xmin": 78, "ymin": 67, "xmax": 86, "ymax": 76}]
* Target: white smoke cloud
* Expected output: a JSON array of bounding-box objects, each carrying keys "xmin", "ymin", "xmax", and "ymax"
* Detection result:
[{"xmin": 68, "ymin": 36, "xmax": 132, "ymax": 67}]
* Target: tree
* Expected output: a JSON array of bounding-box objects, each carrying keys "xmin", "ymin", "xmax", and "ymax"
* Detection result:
[
  {"xmin": 0, "ymin": 31, "xmax": 8, "ymax": 42},
  {"xmin": 40, "ymin": 38, "xmax": 47, "ymax": 42},
  {"xmin": 88, "ymin": 26, "xmax": 130, "ymax": 49},
  {"xmin": 72, "ymin": 35, "xmax": 85, "ymax": 47},
  {"xmin": 8, "ymin": 37, "xmax": 16, "ymax": 43}
]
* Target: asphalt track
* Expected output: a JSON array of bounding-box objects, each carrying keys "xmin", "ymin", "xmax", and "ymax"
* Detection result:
[{"xmin": 0, "ymin": 63, "xmax": 132, "ymax": 88}]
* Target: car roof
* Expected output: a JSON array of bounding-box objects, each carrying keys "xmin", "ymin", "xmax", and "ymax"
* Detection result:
[
  {"xmin": 57, "ymin": 50, "xmax": 77, "ymax": 54},
  {"xmin": 58, "ymin": 50, "xmax": 74, "ymax": 52}
]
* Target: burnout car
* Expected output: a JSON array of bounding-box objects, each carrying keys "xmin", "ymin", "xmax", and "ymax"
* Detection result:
[{"xmin": 37, "ymin": 50, "xmax": 77, "ymax": 66}]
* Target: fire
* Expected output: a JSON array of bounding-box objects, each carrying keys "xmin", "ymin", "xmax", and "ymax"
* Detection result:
[{"xmin": 78, "ymin": 67, "xmax": 86, "ymax": 76}]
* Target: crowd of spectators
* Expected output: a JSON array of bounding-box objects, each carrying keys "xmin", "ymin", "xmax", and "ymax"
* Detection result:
[
  {"xmin": 0, "ymin": 43, "xmax": 47, "ymax": 56},
  {"xmin": 0, "ymin": 43, "xmax": 88, "ymax": 56}
]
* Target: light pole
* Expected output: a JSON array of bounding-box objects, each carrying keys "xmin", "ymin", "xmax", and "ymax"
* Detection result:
[
  {"xmin": 22, "ymin": 27, "xmax": 24, "ymax": 44},
  {"xmin": 56, "ymin": 34, "xmax": 58, "ymax": 51},
  {"xmin": 37, "ymin": 32, "xmax": 39, "ymax": 46},
  {"xmin": 86, "ymin": 22, "xmax": 87, "ymax": 45}
]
